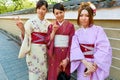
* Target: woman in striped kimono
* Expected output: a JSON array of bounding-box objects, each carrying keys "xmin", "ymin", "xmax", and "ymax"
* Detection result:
[
  {"xmin": 18, "ymin": 0, "xmax": 50, "ymax": 80},
  {"xmin": 70, "ymin": 2, "xmax": 112, "ymax": 80}
]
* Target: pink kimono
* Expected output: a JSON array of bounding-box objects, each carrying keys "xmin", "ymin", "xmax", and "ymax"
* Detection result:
[
  {"xmin": 46, "ymin": 20, "xmax": 75, "ymax": 80},
  {"xmin": 70, "ymin": 25, "xmax": 112, "ymax": 80}
]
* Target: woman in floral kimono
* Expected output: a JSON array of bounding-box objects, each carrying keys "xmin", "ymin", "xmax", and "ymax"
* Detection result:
[
  {"xmin": 46, "ymin": 3, "xmax": 75, "ymax": 80},
  {"xmin": 18, "ymin": 0, "xmax": 50, "ymax": 80},
  {"xmin": 70, "ymin": 2, "xmax": 112, "ymax": 80}
]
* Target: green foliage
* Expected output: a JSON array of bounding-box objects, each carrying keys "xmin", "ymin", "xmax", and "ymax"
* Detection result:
[
  {"xmin": 0, "ymin": 0, "xmax": 70, "ymax": 14},
  {"xmin": 47, "ymin": 0, "xmax": 57, "ymax": 4},
  {"xmin": 0, "ymin": 0, "xmax": 35, "ymax": 14},
  {"xmin": 47, "ymin": 0, "xmax": 70, "ymax": 4}
]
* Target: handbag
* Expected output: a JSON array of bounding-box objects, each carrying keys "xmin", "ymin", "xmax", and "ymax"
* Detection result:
[{"xmin": 57, "ymin": 71, "xmax": 69, "ymax": 80}]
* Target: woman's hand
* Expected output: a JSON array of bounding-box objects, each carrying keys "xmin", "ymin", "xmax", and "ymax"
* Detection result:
[
  {"xmin": 15, "ymin": 16, "xmax": 24, "ymax": 31},
  {"xmin": 81, "ymin": 59, "xmax": 96, "ymax": 76},
  {"xmin": 50, "ymin": 24, "xmax": 59, "ymax": 40},
  {"xmin": 14, "ymin": 16, "xmax": 25, "ymax": 38},
  {"xmin": 59, "ymin": 58, "xmax": 68, "ymax": 71},
  {"xmin": 52, "ymin": 24, "xmax": 59, "ymax": 33},
  {"xmin": 84, "ymin": 63, "xmax": 98, "ymax": 76},
  {"xmin": 93, "ymin": 62, "xmax": 98, "ymax": 71}
]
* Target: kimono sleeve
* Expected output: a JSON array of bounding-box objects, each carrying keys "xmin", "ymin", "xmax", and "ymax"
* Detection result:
[
  {"xmin": 70, "ymin": 34, "xmax": 85, "ymax": 73},
  {"xmin": 45, "ymin": 24, "xmax": 54, "ymax": 57},
  {"xmin": 18, "ymin": 20, "xmax": 32, "ymax": 58},
  {"xmin": 94, "ymin": 26, "xmax": 112, "ymax": 78},
  {"xmin": 66, "ymin": 24, "xmax": 75, "ymax": 59},
  {"xmin": 45, "ymin": 24, "xmax": 53, "ymax": 46}
]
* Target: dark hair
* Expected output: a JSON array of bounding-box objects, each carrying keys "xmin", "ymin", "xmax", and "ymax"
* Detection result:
[
  {"xmin": 77, "ymin": 2, "xmax": 94, "ymax": 26},
  {"xmin": 36, "ymin": 0, "xmax": 48, "ymax": 9},
  {"xmin": 53, "ymin": 3, "xmax": 65, "ymax": 13}
]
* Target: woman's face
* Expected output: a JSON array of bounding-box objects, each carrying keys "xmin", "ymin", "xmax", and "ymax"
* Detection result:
[
  {"xmin": 79, "ymin": 9, "xmax": 89, "ymax": 28},
  {"xmin": 54, "ymin": 9, "xmax": 65, "ymax": 23},
  {"xmin": 37, "ymin": 5, "xmax": 47, "ymax": 20}
]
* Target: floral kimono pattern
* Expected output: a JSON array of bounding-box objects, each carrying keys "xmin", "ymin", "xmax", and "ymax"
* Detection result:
[{"xmin": 18, "ymin": 16, "xmax": 50, "ymax": 80}]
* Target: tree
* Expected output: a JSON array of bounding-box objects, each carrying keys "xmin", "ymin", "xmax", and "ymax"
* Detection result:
[
  {"xmin": 12, "ymin": 0, "xmax": 34, "ymax": 11},
  {"xmin": 0, "ymin": 0, "xmax": 70, "ymax": 14},
  {"xmin": 0, "ymin": 0, "xmax": 35, "ymax": 14},
  {"xmin": 0, "ymin": 0, "xmax": 9, "ymax": 13},
  {"xmin": 12, "ymin": 0, "xmax": 24, "ymax": 11},
  {"xmin": 47, "ymin": 0, "xmax": 71, "ymax": 4}
]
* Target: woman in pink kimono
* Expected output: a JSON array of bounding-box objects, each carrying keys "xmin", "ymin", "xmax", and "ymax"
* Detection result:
[
  {"xmin": 17, "ymin": 0, "xmax": 50, "ymax": 80},
  {"xmin": 70, "ymin": 2, "xmax": 112, "ymax": 80},
  {"xmin": 46, "ymin": 3, "xmax": 75, "ymax": 80}
]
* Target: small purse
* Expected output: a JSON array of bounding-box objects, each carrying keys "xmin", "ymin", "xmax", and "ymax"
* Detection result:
[{"xmin": 57, "ymin": 71, "xmax": 69, "ymax": 80}]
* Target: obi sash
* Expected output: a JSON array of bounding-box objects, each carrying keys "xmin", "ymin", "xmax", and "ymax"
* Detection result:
[
  {"xmin": 54, "ymin": 35, "xmax": 69, "ymax": 47},
  {"xmin": 31, "ymin": 32, "xmax": 47, "ymax": 44},
  {"xmin": 80, "ymin": 44, "xmax": 94, "ymax": 59}
]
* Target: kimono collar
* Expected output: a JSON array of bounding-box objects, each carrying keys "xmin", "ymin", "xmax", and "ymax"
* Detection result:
[
  {"xmin": 81, "ymin": 24, "xmax": 93, "ymax": 32},
  {"xmin": 57, "ymin": 20, "xmax": 65, "ymax": 26},
  {"xmin": 36, "ymin": 16, "xmax": 46, "ymax": 24},
  {"xmin": 81, "ymin": 24, "xmax": 93, "ymax": 31}
]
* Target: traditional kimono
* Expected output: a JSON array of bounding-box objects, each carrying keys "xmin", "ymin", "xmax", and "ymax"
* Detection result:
[
  {"xmin": 70, "ymin": 25, "xmax": 112, "ymax": 80},
  {"xmin": 46, "ymin": 20, "xmax": 75, "ymax": 80},
  {"xmin": 18, "ymin": 16, "xmax": 50, "ymax": 80}
]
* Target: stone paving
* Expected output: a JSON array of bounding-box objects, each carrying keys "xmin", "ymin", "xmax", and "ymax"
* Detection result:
[{"xmin": 0, "ymin": 31, "xmax": 28, "ymax": 80}]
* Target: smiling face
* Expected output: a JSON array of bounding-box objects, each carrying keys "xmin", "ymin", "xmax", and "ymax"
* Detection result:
[
  {"xmin": 54, "ymin": 9, "xmax": 65, "ymax": 23},
  {"xmin": 79, "ymin": 9, "xmax": 89, "ymax": 28},
  {"xmin": 36, "ymin": 5, "xmax": 47, "ymax": 20}
]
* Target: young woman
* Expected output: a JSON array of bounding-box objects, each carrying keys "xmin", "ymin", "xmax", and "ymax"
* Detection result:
[
  {"xmin": 70, "ymin": 2, "xmax": 112, "ymax": 80},
  {"xmin": 46, "ymin": 3, "xmax": 75, "ymax": 80},
  {"xmin": 18, "ymin": 0, "xmax": 50, "ymax": 80}
]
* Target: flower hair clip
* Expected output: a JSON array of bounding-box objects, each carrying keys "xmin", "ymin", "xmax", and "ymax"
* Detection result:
[{"xmin": 88, "ymin": 2, "xmax": 96, "ymax": 16}]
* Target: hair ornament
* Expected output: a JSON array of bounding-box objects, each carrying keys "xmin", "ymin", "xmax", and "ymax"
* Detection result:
[{"xmin": 88, "ymin": 2, "xmax": 96, "ymax": 16}]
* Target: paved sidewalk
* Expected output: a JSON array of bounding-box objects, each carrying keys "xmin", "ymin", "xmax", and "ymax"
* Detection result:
[{"xmin": 0, "ymin": 31, "xmax": 28, "ymax": 80}]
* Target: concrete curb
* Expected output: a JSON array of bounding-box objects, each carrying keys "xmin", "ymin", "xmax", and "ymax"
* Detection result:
[{"xmin": 0, "ymin": 29, "xmax": 21, "ymax": 46}]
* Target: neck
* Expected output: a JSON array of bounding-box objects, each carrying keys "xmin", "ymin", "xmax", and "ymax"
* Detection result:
[
  {"xmin": 38, "ymin": 15, "xmax": 44, "ymax": 21},
  {"xmin": 57, "ymin": 20, "xmax": 64, "ymax": 23},
  {"xmin": 82, "ymin": 24, "xmax": 92, "ymax": 28},
  {"xmin": 83, "ymin": 26, "xmax": 88, "ymax": 28}
]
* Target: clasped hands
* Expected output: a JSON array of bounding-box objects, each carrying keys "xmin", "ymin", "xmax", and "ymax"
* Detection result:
[{"xmin": 81, "ymin": 59, "xmax": 97, "ymax": 77}]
